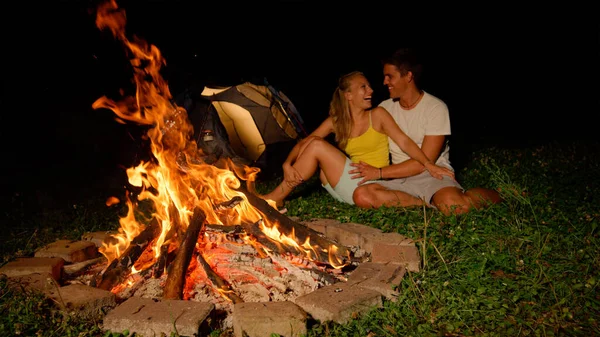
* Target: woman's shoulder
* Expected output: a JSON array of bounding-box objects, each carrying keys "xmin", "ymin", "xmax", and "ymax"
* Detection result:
[{"xmin": 371, "ymin": 106, "xmax": 392, "ymax": 118}]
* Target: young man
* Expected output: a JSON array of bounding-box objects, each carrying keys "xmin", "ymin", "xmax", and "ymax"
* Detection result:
[{"xmin": 349, "ymin": 48, "xmax": 502, "ymax": 216}]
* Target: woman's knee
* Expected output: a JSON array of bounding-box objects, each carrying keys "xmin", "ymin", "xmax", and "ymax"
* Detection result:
[{"xmin": 353, "ymin": 184, "xmax": 377, "ymax": 208}]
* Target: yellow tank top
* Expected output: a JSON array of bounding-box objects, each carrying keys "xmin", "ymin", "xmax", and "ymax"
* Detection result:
[{"xmin": 344, "ymin": 112, "xmax": 389, "ymax": 168}]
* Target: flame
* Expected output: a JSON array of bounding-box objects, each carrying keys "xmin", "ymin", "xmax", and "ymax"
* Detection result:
[{"xmin": 92, "ymin": 0, "xmax": 347, "ymax": 289}]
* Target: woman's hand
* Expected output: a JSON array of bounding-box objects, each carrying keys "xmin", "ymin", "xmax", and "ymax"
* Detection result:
[
  {"xmin": 348, "ymin": 161, "xmax": 379, "ymax": 185},
  {"xmin": 282, "ymin": 163, "xmax": 304, "ymax": 188},
  {"xmin": 425, "ymin": 162, "xmax": 455, "ymax": 180}
]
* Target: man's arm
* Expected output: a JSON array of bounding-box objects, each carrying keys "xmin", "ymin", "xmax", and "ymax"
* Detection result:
[{"xmin": 380, "ymin": 134, "xmax": 446, "ymax": 179}]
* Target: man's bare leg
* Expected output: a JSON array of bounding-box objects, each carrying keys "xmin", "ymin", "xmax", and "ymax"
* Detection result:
[
  {"xmin": 465, "ymin": 187, "xmax": 503, "ymax": 208},
  {"xmin": 432, "ymin": 186, "xmax": 502, "ymax": 216},
  {"xmin": 353, "ymin": 183, "xmax": 424, "ymax": 209}
]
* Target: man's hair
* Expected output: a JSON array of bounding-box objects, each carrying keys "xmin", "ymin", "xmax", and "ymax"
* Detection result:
[{"xmin": 382, "ymin": 48, "xmax": 424, "ymax": 88}]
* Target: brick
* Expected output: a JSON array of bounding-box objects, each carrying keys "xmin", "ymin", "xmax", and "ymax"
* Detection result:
[
  {"xmin": 4, "ymin": 272, "xmax": 60, "ymax": 295},
  {"xmin": 300, "ymin": 218, "xmax": 341, "ymax": 234},
  {"xmin": 294, "ymin": 283, "xmax": 382, "ymax": 324},
  {"xmin": 47, "ymin": 284, "xmax": 117, "ymax": 320},
  {"xmin": 233, "ymin": 301, "xmax": 307, "ymax": 337},
  {"xmin": 346, "ymin": 262, "xmax": 406, "ymax": 301},
  {"xmin": 360, "ymin": 232, "xmax": 413, "ymax": 253},
  {"xmin": 326, "ymin": 222, "xmax": 382, "ymax": 248},
  {"xmin": 371, "ymin": 244, "xmax": 421, "ymax": 272},
  {"xmin": 102, "ymin": 296, "xmax": 215, "ymax": 337},
  {"xmin": 0, "ymin": 257, "xmax": 64, "ymax": 281},
  {"xmin": 34, "ymin": 239, "xmax": 99, "ymax": 263}
]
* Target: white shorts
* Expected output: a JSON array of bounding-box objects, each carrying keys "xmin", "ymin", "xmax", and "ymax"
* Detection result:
[
  {"xmin": 375, "ymin": 170, "xmax": 464, "ymax": 206},
  {"xmin": 322, "ymin": 158, "xmax": 376, "ymax": 205}
]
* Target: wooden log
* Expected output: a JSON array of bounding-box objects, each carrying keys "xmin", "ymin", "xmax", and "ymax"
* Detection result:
[
  {"xmin": 64, "ymin": 257, "xmax": 107, "ymax": 276},
  {"xmin": 241, "ymin": 219, "xmax": 295, "ymax": 256},
  {"xmin": 236, "ymin": 184, "xmax": 352, "ymax": 267},
  {"xmin": 152, "ymin": 244, "xmax": 170, "ymax": 278},
  {"xmin": 162, "ymin": 208, "xmax": 206, "ymax": 300},
  {"xmin": 96, "ymin": 218, "xmax": 162, "ymax": 290}
]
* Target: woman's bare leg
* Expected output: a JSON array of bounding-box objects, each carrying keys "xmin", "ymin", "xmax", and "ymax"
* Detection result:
[{"xmin": 261, "ymin": 138, "xmax": 348, "ymax": 206}]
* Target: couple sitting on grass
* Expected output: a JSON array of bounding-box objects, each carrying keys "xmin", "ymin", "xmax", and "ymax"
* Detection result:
[{"xmin": 260, "ymin": 48, "xmax": 502, "ymax": 216}]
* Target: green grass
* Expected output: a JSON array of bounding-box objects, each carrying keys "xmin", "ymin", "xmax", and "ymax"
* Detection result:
[{"xmin": 2, "ymin": 140, "xmax": 599, "ymax": 336}]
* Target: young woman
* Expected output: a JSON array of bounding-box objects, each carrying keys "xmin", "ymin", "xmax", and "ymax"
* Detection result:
[{"xmin": 260, "ymin": 71, "xmax": 454, "ymax": 208}]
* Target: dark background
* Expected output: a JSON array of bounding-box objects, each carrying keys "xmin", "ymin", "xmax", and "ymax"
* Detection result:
[{"xmin": 2, "ymin": 0, "xmax": 598, "ymax": 211}]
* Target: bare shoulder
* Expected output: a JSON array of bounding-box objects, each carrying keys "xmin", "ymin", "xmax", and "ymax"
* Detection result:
[
  {"xmin": 321, "ymin": 116, "xmax": 335, "ymax": 129},
  {"xmin": 371, "ymin": 106, "xmax": 393, "ymax": 122},
  {"xmin": 370, "ymin": 107, "xmax": 393, "ymax": 132},
  {"xmin": 312, "ymin": 116, "xmax": 335, "ymax": 136}
]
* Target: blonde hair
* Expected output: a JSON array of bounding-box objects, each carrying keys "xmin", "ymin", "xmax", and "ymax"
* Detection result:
[{"xmin": 329, "ymin": 71, "xmax": 363, "ymax": 150}]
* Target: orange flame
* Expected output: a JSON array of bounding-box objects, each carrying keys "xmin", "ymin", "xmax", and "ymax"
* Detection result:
[{"xmin": 92, "ymin": 0, "xmax": 347, "ymax": 281}]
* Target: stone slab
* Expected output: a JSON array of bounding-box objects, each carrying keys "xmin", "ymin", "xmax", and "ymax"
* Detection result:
[
  {"xmin": 233, "ymin": 301, "xmax": 307, "ymax": 337},
  {"xmin": 102, "ymin": 296, "xmax": 215, "ymax": 337}
]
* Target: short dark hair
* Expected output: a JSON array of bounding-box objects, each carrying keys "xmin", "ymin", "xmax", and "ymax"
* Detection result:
[{"xmin": 382, "ymin": 48, "xmax": 424, "ymax": 88}]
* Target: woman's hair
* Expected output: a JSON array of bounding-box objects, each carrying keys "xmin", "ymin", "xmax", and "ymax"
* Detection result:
[{"xmin": 329, "ymin": 71, "xmax": 363, "ymax": 150}]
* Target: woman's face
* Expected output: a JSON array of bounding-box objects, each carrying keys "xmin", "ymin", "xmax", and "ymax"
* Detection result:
[{"xmin": 346, "ymin": 75, "xmax": 374, "ymax": 110}]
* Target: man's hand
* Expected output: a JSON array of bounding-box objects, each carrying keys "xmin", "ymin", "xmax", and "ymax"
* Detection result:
[
  {"xmin": 348, "ymin": 161, "xmax": 379, "ymax": 185},
  {"xmin": 424, "ymin": 162, "xmax": 455, "ymax": 180}
]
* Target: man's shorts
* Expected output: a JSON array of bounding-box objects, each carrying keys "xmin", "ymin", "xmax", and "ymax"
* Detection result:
[
  {"xmin": 322, "ymin": 158, "xmax": 377, "ymax": 205},
  {"xmin": 375, "ymin": 170, "xmax": 464, "ymax": 206}
]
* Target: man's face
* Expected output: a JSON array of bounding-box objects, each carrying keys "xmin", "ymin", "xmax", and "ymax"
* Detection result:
[{"xmin": 383, "ymin": 64, "xmax": 409, "ymax": 99}]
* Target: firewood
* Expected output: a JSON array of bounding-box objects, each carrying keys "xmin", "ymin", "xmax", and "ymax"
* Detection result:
[
  {"xmin": 237, "ymin": 184, "xmax": 352, "ymax": 267},
  {"xmin": 241, "ymin": 219, "xmax": 298, "ymax": 256},
  {"xmin": 152, "ymin": 244, "xmax": 170, "ymax": 278},
  {"xmin": 95, "ymin": 218, "xmax": 162, "ymax": 290},
  {"xmin": 213, "ymin": 196, "xmax": 244, "ymax": 211},
  {"xmin": 162, "ymin": 208, "xmax": 206, "ymax": 300},
  {"xmin": 63, "ymin": 257, "xmax": 107, "ymax": 276}
]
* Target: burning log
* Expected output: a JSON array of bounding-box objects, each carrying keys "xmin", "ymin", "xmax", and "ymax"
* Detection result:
[
  {"xmin": 151, "ymin": 244, "xmax": 169, "ymax": 278},
  {"xmin": 237, "ymin": 184, "xmax": 352, "ymax": 267},
  {"xmin": 240, "ymin": 219, "xmax": 288, "ymax": 254},
  {"xmin": 214, "ymin": 196, "xmax": 244, "ymax": 211},
  {"xmin": 96, "ymin": 218, "xmax": 162, "ymax": 290},
  {"xmin": 163, "ymin": 208, "xmax": 206, "ymax": 300}
]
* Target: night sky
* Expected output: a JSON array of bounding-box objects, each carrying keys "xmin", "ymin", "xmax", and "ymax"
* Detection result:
[{"xmin": 3, "ymin": 1, "xmax": 598, "ymax": 211}]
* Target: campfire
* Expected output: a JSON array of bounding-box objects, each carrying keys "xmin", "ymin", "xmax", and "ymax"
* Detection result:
[{"xmin": 88, "ymin": 0, "xmax": 358, "ymax": 320}]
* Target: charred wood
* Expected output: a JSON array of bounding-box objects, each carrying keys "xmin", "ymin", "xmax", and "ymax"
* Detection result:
[
  {"xmin": 163, "ymin": 208, "xmax": 206, "ymax": 300},
  {"xmin": 237, "ymin": 185, "xmax": 352, "ymax": 267},
  {"xmin": 96, "ymin": 218, "xmax": 162, "ymax": 290},
  {"xmin": 240, "ymin": 219, "xmax": 291, "ymax": 256},
  {"xmin": 205, "ymin": 224, "xmax": 243, "ymax": 234},
  {"xmin": 214, "ymin": 196, "xmax": 244, "ymax": 212},
  {"xmin": 64, "ymin": 257, "xmax": 107, "ymax": 276},
  {"xmin": 152, "ymin": 244, "xmax": 170, "ymax": 278}
]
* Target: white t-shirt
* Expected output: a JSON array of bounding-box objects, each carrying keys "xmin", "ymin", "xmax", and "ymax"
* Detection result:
[{"xmin": 379, "ymin": 91, "xmax": 453, "ymax": 170}]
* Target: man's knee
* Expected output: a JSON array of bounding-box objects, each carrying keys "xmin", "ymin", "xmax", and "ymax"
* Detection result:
[{"xmin": 431, "ymin": 187, "xmax": 472, "ymax": 215}]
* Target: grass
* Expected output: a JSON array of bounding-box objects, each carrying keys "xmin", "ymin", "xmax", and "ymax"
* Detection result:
[{"xmin": 1, "ymin": 140, "xmax": 599, "ymax": 336}]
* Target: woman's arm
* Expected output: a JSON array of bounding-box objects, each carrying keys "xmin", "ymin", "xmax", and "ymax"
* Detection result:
[{"xmin": 281, "ymin": 117, "xmax": 334, "ymax": 184}]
